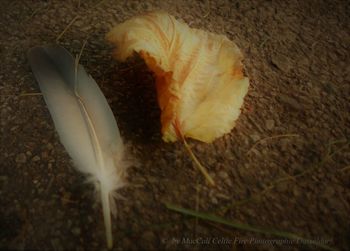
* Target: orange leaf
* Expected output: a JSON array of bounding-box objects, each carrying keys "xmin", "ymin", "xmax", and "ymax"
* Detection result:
[{"xmin": 107, "ymin": 11, "xmax": 249, "ymax": 143}]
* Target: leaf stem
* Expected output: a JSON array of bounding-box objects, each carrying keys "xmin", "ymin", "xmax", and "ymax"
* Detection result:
[
  {"xmin": 173, "ymin": 119, "xmax": 215, "ymax": 186},
  {"xmin": 183, "ymin": 138, "xmax": 215, "ymax": 186}
]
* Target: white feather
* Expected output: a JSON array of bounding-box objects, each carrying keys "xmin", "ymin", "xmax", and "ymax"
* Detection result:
[{"xmin": 28, "ymin": 45, "xmax": 127, "ymax": 249}]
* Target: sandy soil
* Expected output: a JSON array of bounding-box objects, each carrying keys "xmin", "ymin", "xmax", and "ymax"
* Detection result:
[{"xmin": 1, "ymin": 0, "xmax": 349, "ymax": 250}]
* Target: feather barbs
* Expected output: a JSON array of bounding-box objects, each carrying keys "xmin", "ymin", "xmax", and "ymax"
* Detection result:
[{"xmin": 28, "ymin": 45, "xmax": 129, "ymax": 249}]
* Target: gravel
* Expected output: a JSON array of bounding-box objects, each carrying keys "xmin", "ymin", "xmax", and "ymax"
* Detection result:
[{"xmin": 1, "ymin": 0, "xmax": 349, "ymax": 250}]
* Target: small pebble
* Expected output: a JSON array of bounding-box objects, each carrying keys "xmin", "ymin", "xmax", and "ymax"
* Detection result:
[
  {"xmin": 210, "ymin": 196, "xmax": 218, "ymax": 204},
  {"xmin": 324, "ymin": 186, "xmax": 335, "ymax": 197},
  {"xmin": 71, "ymin": 227, "xmax": 81, "ymax": 236},
  {"xmin": 265, "ymin": 119, "xmax": 275, "ymax": 130},
  {"xmin": 141, "ymin": 231, "xmax": 156, "ymax": 243},
  {"xmin": 15, "ymin": 153, "xmax": 27, "ymax": 163},
  {"xmin": 293, "ymin": 186, "xmax": 301, "ymax": 197},
  {"xmin": 250, "ymin": 134, "xmax": 260, "ymax": 142},
  {"xmin": 32, "ymin": 155, "xmax": 41, "ymax": 162},
  {"xmin": 276, "ymin": 182, "xmax": 289, "ymax": 193},
  {"xmin": 51, "ymin": 238, "xmax": 62, "ymax": 250},
  {"xmin": 41, "ymin": 151, "xmax": 49, "ymax": 159},
  {"xmin": 279, "ymin": 95, "xmax": 302, "ymax": 110},
  {"xmin": 87, "ymin": 216, "xmax": 93, "ymax": 223},
  {"xmin": 218, "ymin": 170, "xmax": 229, "ymax": 180},
  {"xmin": 271, "ymin": 54, "xmax": 291, "ymax": 73}
]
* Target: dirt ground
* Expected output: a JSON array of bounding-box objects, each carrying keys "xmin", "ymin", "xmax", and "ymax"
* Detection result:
[{"xmin": 1, "ymin": 0, "xmax": 349, "ymax": 250}]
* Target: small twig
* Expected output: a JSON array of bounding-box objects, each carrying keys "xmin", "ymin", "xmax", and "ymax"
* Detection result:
[
  {"xmin": 259, "ymin": 36, "xmax": 270, "ymax": 48},
  {"xmin": 56, "ymin": 15, "xmax": 80, "ymax": 42},
  {"xmin": 220, "ymin": 184, "xmax": 276, "ymax": 213},
  {"xmin": 247, "ymin": 116, "xmax": 264, "ymax": 133},
  {"xmin": 0, "ymin": 93, "xmax": 43, "ymax": 97},
  {"xmin": 340, "ymin": 166, "xmax": 350, "ymax": 172},
  {"xmin": 19, "ymin": 92, "xmax": 43, "ymax": 97},
  {"xmin": 203, "ymin": 11, "xmax": 210, "ymax": 18},
  {"xmin": 28, "ymin": 5, "xmax": 43, "ymax": 19},
  {"xmin": 202, "ymin": 1, "xmax": 210, "ymax": 18},
  {"xmin": 45, "ymin": 176, "xmax": 55, "ymax": 195},
  {"xmin": 222, "ymin": 140, "xmax": 349, "ymax": 213},
  {"xmin": 77, "ymin": 39, "xmax": 88, "ymax": 63},
  {"xmin": 61, "ymin": 197, "xmax": 77, "ymax": 205},
  {"xmin": 274, "ymin": 140, "xmax": 348, "ymax": 182},
  {"xmin": 0, "ymin": 94, "xmax": 16, "ymax": 97},
  {"xmin": 56, "ymin": 0, "xmax": 107, "ymax": 43},
  {"xmin": 21, "ymin": 2, "xmax": 51, "ymax": 25},
  {"xmin": 90, "ymin": 0, "xmax": 108, "ymax": 9},
  {"xmin": 246, "ymin": 133, "xmax": 300, "ymax": 155},
  {"xmin": 173, "ymin": 119, "xmax": 215, "ymax": 186}
]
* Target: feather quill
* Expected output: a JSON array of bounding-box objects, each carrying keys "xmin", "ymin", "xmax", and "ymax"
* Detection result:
[{"xmin": 28, "ymin": 45, "xmax": 127, "ymax": 249}]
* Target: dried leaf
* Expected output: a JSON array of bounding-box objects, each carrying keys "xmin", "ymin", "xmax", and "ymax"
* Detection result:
[{"xmin": 107, "ymin": 11, "xmax": 249, "ymax": 143}]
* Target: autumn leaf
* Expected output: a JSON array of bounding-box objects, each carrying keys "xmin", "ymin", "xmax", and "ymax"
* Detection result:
[{"xmin": 107, "ymin": 11, "xmax": 249, "ymax": 143}]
